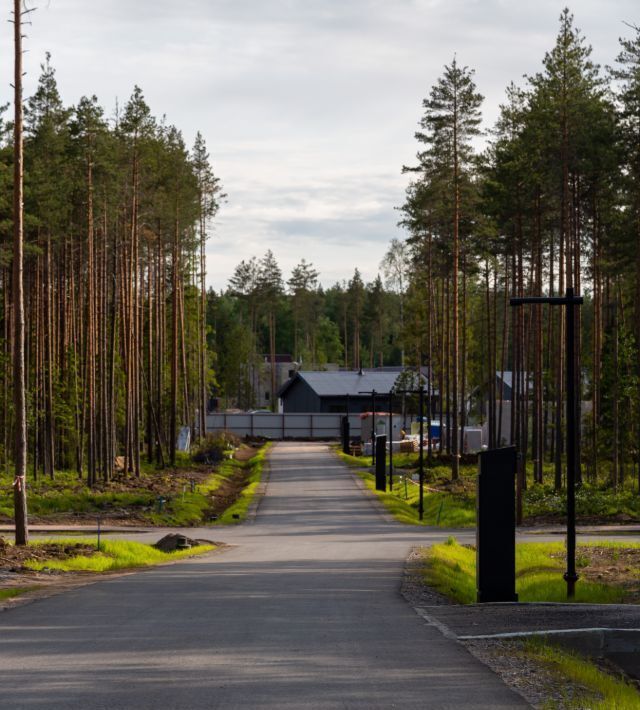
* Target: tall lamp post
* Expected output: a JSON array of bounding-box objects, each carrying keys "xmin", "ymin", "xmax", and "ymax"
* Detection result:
[
  {"xmin": 359, "ymin": 389, "xmax": 377, "ymax": 464},
  {"xmin": 388, "ymin": 389, "xmax": 394, "ymax": 489},
  {"xmin": 395, "ymin": 385, "xmax": 426, "ymax": 521},
  {"xmin": 510, "ymin": 287, "xmax": 583, "ymax": 598}
]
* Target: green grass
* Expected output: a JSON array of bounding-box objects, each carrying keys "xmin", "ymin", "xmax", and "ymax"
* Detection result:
[
  {"xmin": 0, "ymin": 587, "xmax": 34, "ymax": 601},
  {"xmin": 214, "ymin": 444, "xmax": 269, "ymax": 525},
  {"xmin": 23, "ymin": 538, "xmax": 215, "ymax": 573},
  {"xmin": 524, "ymin": 483, "xmax": 640, "ymax": 521},
  {"xmin": 0, "ymin": 444, "xmax": 270, "ymax": 527},
  {"xmin": 522, "ymin": 638, "xmax": 640, "ymax": 709},
  {"xmin": 336, "ymin": 450, "xmax": 475, "ymax": 527},
  {"xmin": 336, "ymin": 449, "xmax": 640, "ymax": 527},
  {"xmin": 424, "ymin": 537, "xmax": 625, "ymax": 604},
  {"xmin": 0, "ymin": 468, "xmax": 156, "ymax": 520}
]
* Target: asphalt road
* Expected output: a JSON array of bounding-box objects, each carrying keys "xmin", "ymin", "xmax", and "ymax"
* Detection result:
[{"xmin": 0, "ymin": 442, "xmax": 529, "ymax": 709}]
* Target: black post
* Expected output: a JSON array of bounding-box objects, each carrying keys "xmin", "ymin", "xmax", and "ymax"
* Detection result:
[
  {"xmin": 419, "ymin": 386, "xmax": 424, "ymax": 521},
  {"xmin": 388, "ymin": 390, "xmax": 394, "ymax": 489},
  {"xmin": 371, "ymin": 390, "xmax": 377, "ymax": 465},
  {"xmin": 341, "ymin": 416, "xmax": 350, "ymax": 455},
  {"xmin": 477, "ymin": 446, "xmax": 518, "ymax": 602},
  {"xmin": 426, "ymin": 366, "xmax": 433, "ymax": 463},
  {"xmin": 375, "ymin": 435, "xmax": 386, "ymax": 491},
  {"xmin": 564, "ymin": 287, "xmax": 578, "ymax": 598},
  {"xmin": 343, "ymin": 394, "xmax": 351, "ymax": 455}
]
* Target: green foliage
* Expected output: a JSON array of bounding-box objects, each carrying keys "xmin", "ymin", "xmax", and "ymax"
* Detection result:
[
  {"xmin": 191, "ymin": 431, "xmax": 242, "ymax": 463},
  {"xmin": 148, "ymin": 445, "xmax": 268, "ymax": 526},
  {"xmin": 336, "ymin": 450, "xmax": 476, "ymax": 527},
  {"xmin": 424, "ymin": 538, "xmax": 624, "ymax": 605},
  {"xmin": 0, "ymin": 445, "xmax": 268, "ymax": 527},
  {"xmin": 24, "ymin": 538, "xmax": 214, "ymax": 573},
  {"xmin": 523, "ymin": 483, "xmax": 640, "ymax": 521},
  {"xmin": 339, "ymin": 448, "xmax": 640, "ymax": 526},
  {"xmin": 214, "ymin": 445, "xmax": 268, "ymax": 524},
  {"xmin": 0, "ymin": 587, "xmax": 34, "ymax": 601}
]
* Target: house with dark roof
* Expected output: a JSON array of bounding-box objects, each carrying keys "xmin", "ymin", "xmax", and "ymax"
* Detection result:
[
  {"xmin": 494, "ymin": 371, "xmax": 532, "ymax": 401},
  {"xmin": 277, "ymin": 369, "xmax": 435, "ymax": 414}
]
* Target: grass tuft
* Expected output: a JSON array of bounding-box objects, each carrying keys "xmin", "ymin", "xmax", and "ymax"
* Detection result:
[
  {"xmin": 0, "ymin": 587, "xmax": 33, "ymax": 601},
  {"xmin": 24, "ymin": 538, "xmax": 215, "ymax": 573},
  {"xmin": 522, "ymin": 639, "xmax": 640, "ymax": 709}
]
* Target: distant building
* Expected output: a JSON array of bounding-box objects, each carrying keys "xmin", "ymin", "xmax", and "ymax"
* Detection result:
[
  {"xmin": 494, "ymin": 371, "xmax": 533, "ymax": 401},
  {"xmin": 250, "ymin": 354, "xmax": 298, "ymax": 410},
  {"xmin": 277, "ymin": 368, "xmax": 436, "ymax": 414}
]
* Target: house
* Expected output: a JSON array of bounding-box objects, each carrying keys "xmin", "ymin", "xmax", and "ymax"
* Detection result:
[
  {"xmin": 277, "ymin": 368, "xmax": 435, "ymax": 414},
  {"xmin": 250, "ymin": 354, "xmax": 299, "ymax": 410},
  {"xmin": 494, "ymin": 371, "xmax": 532, "ymax": 401}
]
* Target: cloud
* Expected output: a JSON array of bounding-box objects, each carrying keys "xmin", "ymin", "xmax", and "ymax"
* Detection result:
[{"xmin": 0, "ymin": 0, "xmax": 636, "ymax": 290}]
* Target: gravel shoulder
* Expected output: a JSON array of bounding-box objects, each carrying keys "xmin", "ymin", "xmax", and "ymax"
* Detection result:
[{"xmin": 401, "ymin": 546, "xmax": 640, "ymax": 708}]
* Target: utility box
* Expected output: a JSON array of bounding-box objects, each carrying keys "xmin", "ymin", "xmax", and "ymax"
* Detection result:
[
  {"xmin": 361, "ymin": 413, "xmax": 404, "ymax": 443},
  {"xmin": 375, "ymin": 435, "xmax": 386, "ymax": 491},
  {"xmin": 476, "ymin": 446, "xmax": 518, "ymax": 603},
  {"xmin": 463, "ymin": 427, "xmax": 483, "ymax": 453}
]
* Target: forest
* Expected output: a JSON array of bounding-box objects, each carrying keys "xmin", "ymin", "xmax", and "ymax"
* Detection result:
[
  {"xmin": 1, "ymin": 53, "xmax": 224, "ymax": 493},
  {"xmin": 2, "ymin": 7, "xmax": 640, "ymax": 509},
  {"xmin": 211, "ymin": 10, "xmax": 640, "ymax": 491},
  {"xmin": 400, "ymin": 9, "xmax": 640, "ymax": 488},
  {"xmin": 210, "ymin": 254, "xmax": 405, "ymax": 409}
]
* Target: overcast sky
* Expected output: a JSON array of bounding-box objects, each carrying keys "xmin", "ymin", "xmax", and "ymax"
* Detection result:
[{"xmin": 0, "ymin": 1, "xmax": 637, "ymax": 290}]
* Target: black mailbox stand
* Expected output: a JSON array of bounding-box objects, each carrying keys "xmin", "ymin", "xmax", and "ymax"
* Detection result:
[{"xmin": 476, "ymin": 446, "xmax": 518, "ymax": 603}]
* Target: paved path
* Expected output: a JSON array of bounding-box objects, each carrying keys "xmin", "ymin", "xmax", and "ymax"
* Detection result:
[{"xmin": 0, "ymin": 443, "xmax": 530, "ymax": 709}]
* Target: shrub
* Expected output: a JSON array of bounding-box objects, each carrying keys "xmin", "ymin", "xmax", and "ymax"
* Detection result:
[{"xmin": 191, "ymin": 431, "xmax": 241, "ymax": 463}]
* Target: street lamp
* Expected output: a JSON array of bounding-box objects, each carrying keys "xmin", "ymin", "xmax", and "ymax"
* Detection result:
[
  {"xmin": 510, "ymin": 287, "xmax": 583, "ymax": 598},
  {"xmin": 395, "ymin": 385, "xmax": 426, "ymax": 521}
]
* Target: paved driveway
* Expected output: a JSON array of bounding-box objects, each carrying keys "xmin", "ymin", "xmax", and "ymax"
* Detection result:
[{"xmin": 0, "ymin": 442, "xmax": 527, "ymax": 709}]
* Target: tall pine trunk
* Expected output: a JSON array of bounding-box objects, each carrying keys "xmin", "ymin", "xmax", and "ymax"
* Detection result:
[{"xmin": 13, "ymin": 0, "xmax": 28, "ymax": 545}]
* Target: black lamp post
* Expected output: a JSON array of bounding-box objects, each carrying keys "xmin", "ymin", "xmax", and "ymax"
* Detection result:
[
  {"xmin": 388, "ymin": 389, "xmax": 394, "ymax": 489},
  {"xmin": 510, "ymin": 287, "xmax": 583, "ymax": 598},
  {"xmin": 395, "ymin": 385, "xmax": 426, "ymax": 521},
  {"xmin": 359, "ymin": 389, "xmax": 377, "ymax": 464}
]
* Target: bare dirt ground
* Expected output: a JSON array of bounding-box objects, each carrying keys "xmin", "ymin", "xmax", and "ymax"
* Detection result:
[
  {"xmin": 556, "ymin": 545, "xmax": 640, "ymax": 603},
  {"xmin": 0, "ymin": 536, "xmax": 95, "ymax": 568},
  {"xmin": 0, "ymin": 537, "xmax": 102, "ymax": 610}
]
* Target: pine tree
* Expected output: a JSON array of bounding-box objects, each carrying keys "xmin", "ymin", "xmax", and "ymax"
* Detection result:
[{"xmin": 408, "ymin": 57, "xmax": 483, "ymax": 478}]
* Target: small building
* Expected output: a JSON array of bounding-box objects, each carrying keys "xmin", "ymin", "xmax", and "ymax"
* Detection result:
[
  {"xmin": 277, "ymin": 369, "xmax": 433, "ymax": 414},
  {"xmin": 250, "ymin": 354, "xmax": 298, "ymax": 410},
  {"xmin": 494, "ymin": 371, "xmax": 532, "ymax": 401}
]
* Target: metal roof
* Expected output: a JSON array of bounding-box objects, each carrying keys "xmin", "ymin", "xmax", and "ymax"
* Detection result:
[{"xmin": 278, "ymin": 369, "xmax": 434, "ymax": 398}]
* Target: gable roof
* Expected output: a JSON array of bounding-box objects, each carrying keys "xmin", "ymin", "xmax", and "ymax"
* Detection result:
[
  {"xmin": 496, "ymin": 371, "xmax": 532, "ymax": 392},
  {"xmin": 278, "ymin": 369, "xmax": 430, "ymax": 399}
]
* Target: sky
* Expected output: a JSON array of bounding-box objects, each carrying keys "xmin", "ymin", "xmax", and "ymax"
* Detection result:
[{"xmin": 0, "ymin": 0, "xmax": 637, "ymax": 290}]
